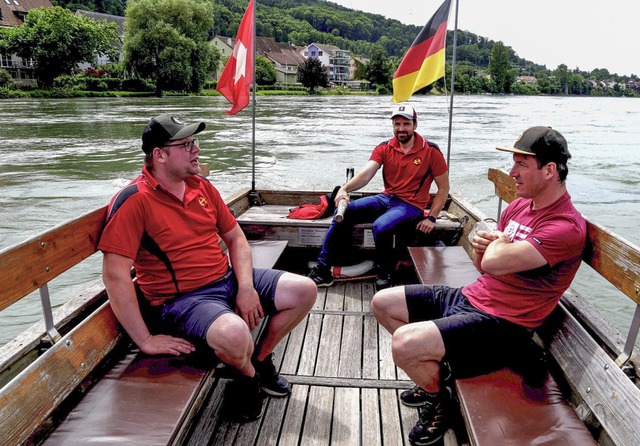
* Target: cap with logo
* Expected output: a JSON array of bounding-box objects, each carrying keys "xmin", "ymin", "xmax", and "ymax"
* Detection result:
[
  {"xmin": 496, "ymin": 126, "xmax": 570, "ymax": 162},
  {"xmin": 390, "ymin": 104, "xmax": 417, "ymax": 122},
  {"xmin": 141, "ymin": 114, "xmax": 206, "ymax": 154}
]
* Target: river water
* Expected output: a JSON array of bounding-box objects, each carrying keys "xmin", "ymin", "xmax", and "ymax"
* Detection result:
[{"xmin": 1, "ymin": 95, "xmax": 639, "ymax": 346}]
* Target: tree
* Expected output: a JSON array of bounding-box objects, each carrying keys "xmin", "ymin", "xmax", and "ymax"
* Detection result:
[
  {"xmin": 488, "ymin": 41, "xmax": 511, "ymax": 93},
  {"xmin": 364, "ymin": 45, "xmax": 392, "ymax": 90},
  {"xmin": 297, "ymin": 57, "xmax": 329, "ymax": 93},
  {"xmin": 123, "ymin": 0, "xmax": 218, "ymax": 96},
  {"xmin": 256, "ymin": 56, "xmax": 277, "ymax": 86},
  {"xmin": 2, "ymin": 7, "xmax": 118, "ymax": 88}
]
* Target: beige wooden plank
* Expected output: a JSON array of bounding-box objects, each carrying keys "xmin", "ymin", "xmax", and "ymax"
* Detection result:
[
  {"xmin": 301, "ymin": 386, "xmax": 334, "ymax": 446},
  {"xmin": 378, "ymin": 323, "xmax": 397, "ymax": 380},
  {"xmin": 361, "ymin": 388, "xmax": 382, "ymax": 445},
  {"xmin": 344, "ymin": 282, "xmax": 363, "ymax": 312},
  {"xmin": 0, "ymin": 206, "xmax": 107, "ymax": 311},
  {"xmin": 297, "ymin": 314, "xmax": 322, "ymax": 375},
  {"xmin": 315, "ymin": 314, "xmax": 343, "ymax": 377},
  {"xmin": 325, "ymin": 283, "xmax": 346, "ymax": 311},
  {"xmin": 280, "ymin": 314, "xmax": 307, "ymax": 375},
  {"xmin": 254, "ymin": 396, "xmax": 289, "ymax": 446},
  {"xmin": 380, "ymin": 388, "xmax": 405, "ymax": 445},
  {"xmin": 314, "ymin": 286, "xmax": 328, "ymax": 311},
  {"xmin": 332, "ymin": 387, "xmax": 361, "ymax": 446},
  {"xmin": 0, "ymin": 302, "xmax": 120, "ymax": 446},
  {"xmin": 338, "ymin": 314, "xmax": 363, "ymax": 378},
  {"xmin": 278, "ymin": 384, "xmax": 309, "ymax": 446},
  {"xmin": 362, "ymin": 281, "xmax": 376, "ymax": 307},
  {"xmin": 362, "ymin": 315, "xmax": 379, "ymax": 379}
]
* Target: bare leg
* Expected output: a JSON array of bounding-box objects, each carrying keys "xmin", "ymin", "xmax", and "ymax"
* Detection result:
[
  {"xmin": 393, "ymin": 321, "xmax": 446, "ymax": 392},
  {"xmin": 206, "ymin": 313, "xmax": 256, "ymax": 376},
  {"xmin": 254, "ymin": 273, "xmax": 316, "ymax": 361},
  {"xmin": 371, "ymin": 286, "xmax": 411, "ymax": 334}
]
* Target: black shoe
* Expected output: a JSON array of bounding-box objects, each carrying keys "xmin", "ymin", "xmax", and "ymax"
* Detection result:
[
  {"xmin": 375, "ymin": 273, "xmax": 392, "ymax": 290},
  {"xmin": 254, "ymin": 353, "xmax": 291, "ymax": 397},
  {"xmin": 308, "ymin": 265, "xmax": 334, "ymax": 287},
  {"xmin": 408, "ymin": 388, "xmax": 452, "ymax": 446},
  {"xmin": 401, "ymin": 362, "xmax": 453, "ymax": 407},
  {"xmin": 225, "ymin": 375, "xmax": 264, "ymax": 421}
]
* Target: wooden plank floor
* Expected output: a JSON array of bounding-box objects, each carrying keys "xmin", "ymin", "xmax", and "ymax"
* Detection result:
[{"xmin": 185, "ymin": 281, "xmax": 464, "ymax": 446}]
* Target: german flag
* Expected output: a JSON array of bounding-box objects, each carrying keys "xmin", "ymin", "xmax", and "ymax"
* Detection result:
[{"xmin": 392, "ymin": 0, "xmax": 452, "ymax": 103}]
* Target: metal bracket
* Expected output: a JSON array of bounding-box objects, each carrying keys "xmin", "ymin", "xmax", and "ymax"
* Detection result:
[
  {"xmin": 39, "ymin": 284, "xmax": 61, "ymax": 344},
  {"xmin": 249, "ymin": 190, "xmax": 265, "ymax": 206},
  {"xmin": 615, "ymin": 303, "xmax": 640, "ymax": 368}
]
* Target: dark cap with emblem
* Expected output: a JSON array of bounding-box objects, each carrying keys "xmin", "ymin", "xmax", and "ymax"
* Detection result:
[
  {"xmin": 141, "ymin": 113, "xmax": 206, "ymax": 154},
  {"xmin": 496, "ymin": 126, "xmax": 571, "ymax": 162}
]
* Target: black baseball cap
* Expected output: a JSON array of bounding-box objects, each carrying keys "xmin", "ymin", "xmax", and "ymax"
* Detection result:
[
  {"xmin": 496, "ymin": 126, "xmax": 571, "ymax": 161},
  {"xmin": 141, "ymin": 114, "xmax": 206, "ymax": 154}
]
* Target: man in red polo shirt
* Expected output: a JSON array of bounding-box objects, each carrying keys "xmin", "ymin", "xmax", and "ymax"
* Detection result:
[
  {"xmin": 98, "ymin": 114, "xmax": 316, "ymax": 422},
  {"xmin": 309, "ymin": 104, "xmax": 450, "ymax": 289}
]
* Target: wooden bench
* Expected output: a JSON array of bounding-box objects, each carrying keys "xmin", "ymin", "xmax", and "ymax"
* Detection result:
[
  {"xmin": 0, "ymin": 204, "xmax": 287, "ymax": 446},
  {"xmin": 408, "ymin": 168, "xmax": 640, "ymax": 445}
]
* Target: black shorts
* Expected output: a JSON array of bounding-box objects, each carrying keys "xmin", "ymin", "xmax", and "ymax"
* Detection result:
[{"xmin": 404, "ymin": 284, "xmax": 534, "ymax": 378}]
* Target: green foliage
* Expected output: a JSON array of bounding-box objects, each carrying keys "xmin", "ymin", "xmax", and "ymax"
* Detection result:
[
  {"xmin": 256, "ymin": 56, "xmax": 277, "ymax": 86},
  {"xmin": 364, "ymin": 45, "xmax": 392, "ymax": 90},
  {"xmin": 488, "ymin": 41, "xmax": 512, "ymax": 93},
  {"xmin": 123, "ymin": 0, "xmax": 218, "ymax": 96},
  {"xmin": 0, "ymin": 68, "xmax": 14, "ymax": 89},
  {"xmin": 2, "ymin": 7, "xmax": 119, "ymax": 88},
  {"xmin": 297, "ymin": 57, "xmax": 328, "ymax": 92}
]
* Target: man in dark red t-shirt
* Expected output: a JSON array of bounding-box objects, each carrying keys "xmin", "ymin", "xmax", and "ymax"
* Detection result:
[
  {"xmin": 309, "ymin": 104, "xmax": 450, "ymax": 289},
  {"xmin": 99, "ymin": 114, "xmax": 316, "ymax": 422}
]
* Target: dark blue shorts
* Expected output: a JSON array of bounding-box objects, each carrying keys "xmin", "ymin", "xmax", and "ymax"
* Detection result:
[
  {"xmin": 404, "ymin": 285, "xmax": 533, "ymax": 377},
  {"xmin": 157, "ymin": 268, "xmax": 285, "ymax": 344}
]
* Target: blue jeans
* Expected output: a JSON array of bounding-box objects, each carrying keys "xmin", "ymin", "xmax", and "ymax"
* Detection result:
[{"xmin": 317, "ymin": 194, "xmax": 423, "ymax": 274}]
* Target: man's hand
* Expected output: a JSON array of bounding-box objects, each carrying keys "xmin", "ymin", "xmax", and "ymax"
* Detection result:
[
  {"xmin": 335, "ymin": 187, "xmax": 350, "ymax": 206},
  {"xmin": 471, "ymin": 229, "xmax": 500, "ymax": 255},
  {"xmin": 138, "ymin": 334, "xmax": 195, "ymax": 356},
  {"xmin": 416, "ymin": 218, "xmax": 436, "ymax": 233},
  {"xmin": 235, "ymin": 284, "xmax": 264, "ymax": 331}
]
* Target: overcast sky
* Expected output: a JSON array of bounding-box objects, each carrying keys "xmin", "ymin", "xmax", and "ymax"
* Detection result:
[{"xmin": 330, "ymin": 0, "xmax": 639, "ymax": 76}]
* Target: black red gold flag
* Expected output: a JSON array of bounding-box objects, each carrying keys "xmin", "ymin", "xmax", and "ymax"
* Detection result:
[{"xmin": 392, "ymin": 0, "xmax": 452, "ymax": 103}]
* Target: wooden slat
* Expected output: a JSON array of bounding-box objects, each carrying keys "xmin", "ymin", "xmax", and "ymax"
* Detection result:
[
  {"xmin": 0, "ymin": 206, "xmax": 107, "ymax": 311},
  {"xmin": 315, "ymin": 314, "xmax": 342, "ymax": 377},
  {"xmin": 363, "ymin": 315, "xmax": 380, "ymax": 380},
  {"xmin": 546, "ymin": 306, "xmax": 640, "ymax": 446},
  {"xmin": 361, "ymin": 388, "xmax": 383, "ymax": 445},
  {"xmin": 487, "ymin": 168, "xmax": 640, "ymax": 305},
  {"xmin": 380, "ymin": 388, "xmax": 405, "ymax": 445},
  {"xmin": 338, "ymin": 315, "xmax": 363, "ymax": 378},
  {"xmin": 301, "ymin": 386, "xmax": 334, "ymax": 445},
  {"xmin": 0, "ymin": 302, "xmax": 121, "ymax": 446},
  {"xmin": 332, "ymin": 387, "xmax": 361, "ymax": 445},
  {"xmin": 278, "ymin": 384, "xmax": 309, "ymax": 446}
]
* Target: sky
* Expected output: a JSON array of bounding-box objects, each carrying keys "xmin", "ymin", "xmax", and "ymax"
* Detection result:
[{"xmin": 330, "ymin": 0, "xmax": 639, "ymax": 76}]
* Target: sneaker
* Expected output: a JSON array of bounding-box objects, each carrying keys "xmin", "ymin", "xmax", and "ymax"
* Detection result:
[
  {"xmin": 225, "ymin": 375, "xmax": 264, "ymax": 421},
  {"xmin": 254, "ymin": 353, "xmax": 291, "ymax": 397},
  {"xmin": 308, "ymin": 265, "xmax": 334, "ymax": 287},
  {"xmin": 375, "ymin": 273, "xmax": 392, "ymax": 290},
  {"xmin": 401, "ymin": 362, "xmax": 452, "ymax": 407},
  {"xmin": 408, "ymin": 388, "xmax": 452, "ymax": 446}
]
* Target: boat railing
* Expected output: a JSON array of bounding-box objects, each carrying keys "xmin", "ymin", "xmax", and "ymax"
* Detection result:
[{"xmin": 488, "ymin": 168, "xmax": 640, "ymax": 370}]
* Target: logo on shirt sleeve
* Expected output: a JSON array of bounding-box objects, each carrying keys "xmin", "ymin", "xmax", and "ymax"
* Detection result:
[{"xmin": 504, "ymin": 220, "xmax": 532, "ymax": 242}]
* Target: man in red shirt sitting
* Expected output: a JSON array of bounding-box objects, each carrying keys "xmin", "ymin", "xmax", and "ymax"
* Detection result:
[
  {"xmin": 98, "ymin": 114, "xmax": 316, "ymax": 421},
  {"xmin": 309, "ymin": 104, "xmax": 450, "ymax": 289}
]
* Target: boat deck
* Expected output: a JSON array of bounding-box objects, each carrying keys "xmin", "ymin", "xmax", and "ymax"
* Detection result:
[{"xmin": 184, "ymin": 281, "xmax": 464, "ymax": 446}]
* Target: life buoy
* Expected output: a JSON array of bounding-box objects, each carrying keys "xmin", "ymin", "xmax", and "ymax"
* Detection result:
[{"xmin": 308, "ymin": 260, "xmax": 375, "ymax": 278}]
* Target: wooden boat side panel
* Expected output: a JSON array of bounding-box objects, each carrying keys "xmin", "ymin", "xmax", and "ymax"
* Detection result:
[
  {"xmin": 0, "ymin": 301, "xmax": 121, "ymax": 446},
  {"xmin": 0, "ymin": 206, "xmax": 107, "ymax": 312},
  {"xmin": 487, "ymin": 168, "xmax": 640, "ymax": 305}
]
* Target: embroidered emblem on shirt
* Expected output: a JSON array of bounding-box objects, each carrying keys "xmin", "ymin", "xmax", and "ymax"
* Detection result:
[
  {"xmin": 413, "ymin": 157, "xmax": 422, "ymax": 166},
  {"xmin": 199, "ymin": 196, "xmax": 207, "ymax": 207}
]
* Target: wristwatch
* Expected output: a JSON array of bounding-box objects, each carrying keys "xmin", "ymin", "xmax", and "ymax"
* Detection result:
[{"xmin": 426, "ymin": 215, "xmax": 436, "ymax": 223}]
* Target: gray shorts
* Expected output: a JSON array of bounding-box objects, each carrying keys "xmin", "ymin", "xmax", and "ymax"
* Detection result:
[
  {"xmin": 404, "ymin": 284, "xmax": 533, "ymax": 377},
  {"xmin": 157, "ymin": 268, "xmax": 285, "ymax": 345}
]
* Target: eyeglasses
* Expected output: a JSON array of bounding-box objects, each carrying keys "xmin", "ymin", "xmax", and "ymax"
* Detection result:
[{"xmin": 163, "ymin": 138, "xmax": 200, "ymax": 153}]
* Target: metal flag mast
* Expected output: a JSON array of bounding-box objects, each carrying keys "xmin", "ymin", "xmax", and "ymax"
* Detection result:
[
  {"xmin": 445, "ymin": 0, "xmax": 459, "ymax": 169},
  {"xmin": 249, "ymin": 0, "xmax": 264, "ymax": 205}
]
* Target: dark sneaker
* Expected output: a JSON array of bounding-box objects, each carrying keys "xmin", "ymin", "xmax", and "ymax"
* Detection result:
[
  {"xmin": 225, "ymin": 375, "xmax": 264, "ymax": 421},
  {"xmin": 254, "ymin": 353, "xmax": 291, "ymax": 397},
  {"xmin": 401, "ymin": 362, "xmax": 452, "ymax": 407},
  {"xmin": 308, "ymin": 265, "xmax": 334, "ymax": 287},
  {"xmin": 408, "ymin": 388, "xmax": 452, "ymax": 446},
  {"xmin": 375, "ymin": 273, "xmax": 392, "ymax": 290}
]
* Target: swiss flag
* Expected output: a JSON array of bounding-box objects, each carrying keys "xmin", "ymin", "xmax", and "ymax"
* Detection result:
[{"xmin": 216, "ymin": 0, "xmax": 254, "ymax": 115}]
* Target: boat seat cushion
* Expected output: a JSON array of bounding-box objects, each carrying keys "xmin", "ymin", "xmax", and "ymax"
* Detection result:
[{"xmin": 408, "ymin": 246, "xmax": 596, "ymax": 446}]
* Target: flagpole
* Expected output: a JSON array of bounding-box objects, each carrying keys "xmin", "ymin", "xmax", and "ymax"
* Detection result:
[
  {"xmin": 445, "ymin": 0, "xmax": 459, "ymax": 168},
  {"xmin": 251, "ymin": 0, "xmax": 257, "ymax": 193}
]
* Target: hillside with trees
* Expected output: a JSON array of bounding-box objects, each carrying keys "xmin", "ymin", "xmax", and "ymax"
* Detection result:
[{"xmin": 31, "ymin": 0, "xmax": 640, "ymax": 96}]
